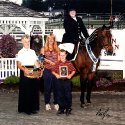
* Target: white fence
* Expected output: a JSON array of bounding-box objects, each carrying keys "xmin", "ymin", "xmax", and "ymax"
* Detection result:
[{"xmin": 0, "ymin": 58, "xmax": 20, "ymax": 80}]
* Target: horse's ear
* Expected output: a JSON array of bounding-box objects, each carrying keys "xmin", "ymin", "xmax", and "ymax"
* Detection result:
[
  {"xmin": 102, "ymin": 24, "xmax": 110, "ymax": 30},
  {"xmin": 102, "ymin": 24, "xmax": 106, "ymax": 29},
  {"xmin": 107, "ymin": 26, "xmax": 111, "ymax": 29}
]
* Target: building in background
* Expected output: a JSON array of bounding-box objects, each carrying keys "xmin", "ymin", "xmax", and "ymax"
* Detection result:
[
  {"xmin": 3, "ymin": 0, "xmax": 23, "ymax": 5},
  {"xmin": 0, "ymin": 1, "xmax": 48, "ymax": 51}
]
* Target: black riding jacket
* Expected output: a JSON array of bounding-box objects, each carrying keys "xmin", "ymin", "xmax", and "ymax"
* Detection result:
[{"xmin": 62, "ymin": 16, "xmax": 89, "ymax": 45}]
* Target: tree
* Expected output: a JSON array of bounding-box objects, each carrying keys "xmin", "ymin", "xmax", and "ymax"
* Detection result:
[{"xmin": 0, "ymin": 35, "xmax": 17, "ymax": 58}]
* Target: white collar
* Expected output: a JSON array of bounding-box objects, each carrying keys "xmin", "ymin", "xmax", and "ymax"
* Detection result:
[
  {"xmin": 72, "ymin": 17, "xmax": 77, "ymax": 21},
  {"xmin": 23, "ymin": 47, "xmax": 30, "ymax": 51}
]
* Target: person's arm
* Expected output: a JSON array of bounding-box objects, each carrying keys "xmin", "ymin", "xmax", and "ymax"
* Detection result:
[
  {"xmin": 34, "ymin": 60, "xmax": 40, "ymax": 68},
  {"xmin": 17, "ymin": 61, "xmax": 25, "ymax": 71},
  {"xmin": 40, "ymin": 47, "xmax": 55, "ymax": 65},
  {"xmin": 67, "ymin": 71, "xmax": 76, "ymax": 79},
  {"xmin": 17, "ymin": 61, "xmax": 31, "ymax": 75},
  {"xmin": 52, "ymin": 71, "xmax": 60, "ymax": 79},
  {"xmin": 40, "ymin": 47, "xmax": 44, "ymax": 55},
  {"xmin": 67, "ymin": 61, "xmax": 76, "ymax": 79},
  {"xmin": 45, "ymin": 58, "xmax": 55, "ymax": 65},
  {"xmin": 57, "ymin": 48, "xmax": 60, "ymax": 61},
  {"xmin": 34, "ymin": 60, "xmax": 43, "ymax": 77},
  {"xmin": 79, "ymin": 17, "xmax": 89, "ymax": 39},
  {"xmin": 64, "ymin": 18, "xmax": 73, "ymax": 35},
  {"xmin": 52, "ymin": 63, "xmax": 60, "ymax": 79}
]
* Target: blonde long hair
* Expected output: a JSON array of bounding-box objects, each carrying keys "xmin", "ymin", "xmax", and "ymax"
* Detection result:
[{"xmin": 44, "ymin": 33, "xmax": 59, "ymax": 52}]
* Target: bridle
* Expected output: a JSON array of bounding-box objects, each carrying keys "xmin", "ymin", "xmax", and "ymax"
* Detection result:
[{"xmin": 101, "ymin": 30, "xmax": 112, "ymax": 51}]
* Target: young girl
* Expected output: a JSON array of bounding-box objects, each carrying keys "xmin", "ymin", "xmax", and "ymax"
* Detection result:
[{"xmin": 40, "ymin": 33, "xmax": 60, "ymax": 111}]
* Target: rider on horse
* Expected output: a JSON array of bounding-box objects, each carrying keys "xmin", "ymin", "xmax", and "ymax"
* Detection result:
[{"xmin": 59, "ymin": 6, "xmax": 89, "ymax": 60}]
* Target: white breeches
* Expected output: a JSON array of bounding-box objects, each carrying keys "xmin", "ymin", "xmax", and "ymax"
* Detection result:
[{"xmin": 58, "ymin": 43, "xmax": 75, "ymax": 54}]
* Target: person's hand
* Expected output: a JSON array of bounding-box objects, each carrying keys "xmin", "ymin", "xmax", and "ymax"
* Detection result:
[
  {"xmin": 56, "ymin": 74, "xmax": 61, "ymax": 79},
  {"xmin": 85, "ymin": 37, "xmax": 90, "ymax": 44},
  {"xmin": 36, "ymin": 70, "xmax": 43, "ymax": 79},
  {"xmin": 67, "ymin": 75, "xmax": 72, "ymax": 79},
  {"xmin": 24, "ymin": 68, "xmax": 33, "ymax": 75},
  {"xmin": 40, "ymin": 70, "xmax": 43, "ymax": 77}
]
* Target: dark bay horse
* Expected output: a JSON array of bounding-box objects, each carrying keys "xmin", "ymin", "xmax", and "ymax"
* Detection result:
[
  {"xmin": 73, "ymin": 26, "xmax": 113, "ymax": 107},
  {"xmin": 30, "ymin": 35, "xmax": 43, "ymax": 55}
]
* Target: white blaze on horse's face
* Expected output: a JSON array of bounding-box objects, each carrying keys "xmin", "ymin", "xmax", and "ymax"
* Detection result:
[
  {"xmin": 102, "ymin": 28, "xmax": 113, "ymax": 54},
  {"xmin": 69, "ymin": 10, "xmax": 76, "ymax": 18}
]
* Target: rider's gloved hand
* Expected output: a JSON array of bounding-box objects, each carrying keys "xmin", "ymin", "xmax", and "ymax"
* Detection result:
[{"xmin": 85, "ymin": 37, "xmax": 90, "ymax": 44}]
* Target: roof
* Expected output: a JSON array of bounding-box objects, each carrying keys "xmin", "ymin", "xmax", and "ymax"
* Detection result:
[{"xmin": 0, "ymin": 1, "xmax": 45, "ymax": 17}]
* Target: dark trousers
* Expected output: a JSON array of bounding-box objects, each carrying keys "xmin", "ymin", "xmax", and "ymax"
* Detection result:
[
  {"xmin": 18, "ymin": 69, "xmax": 39, "ymax": 114},
  {"xmin": 43, "ymin": 68, "xmax": 58, "ymax": 104},
  {"xmin": 57, "ymin": 79, "xmax": 72, "ymax": 111}
]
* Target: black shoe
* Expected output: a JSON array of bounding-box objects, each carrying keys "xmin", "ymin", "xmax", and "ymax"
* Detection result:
[
  {"xmin": 66, "ymin": 108, "xmax": 72, "ymax": 116},
  {"xmin": 80, "ymin": 103, "xmax": 85, "ymax": 108},
  {"xmin": 56, "ymin": 110, "xmax": 64, "ymax": 115},
  {"xmin": 87, "ymin": 101, "xmax": 91, "ymax": 103},
  {"xmin": 87, "ymin": 100, "xmax": 91, "ymax": 104},
  {"xmin": 31, "ymin": 111, "xmax": 38, "ymax": 114},
  {"xmin": 25, "ymin": 112, "xmax": 32, "ymax": 115}
]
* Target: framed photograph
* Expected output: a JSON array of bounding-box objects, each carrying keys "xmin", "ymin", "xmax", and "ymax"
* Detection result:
[{"xmin": 59, "ymin": 66, "xmax": 68, "ymax": 77}]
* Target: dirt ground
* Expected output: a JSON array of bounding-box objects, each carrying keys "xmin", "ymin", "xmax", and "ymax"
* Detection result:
[{"xmin": 0, "ymin": 90, "xmax": 125, "ymax": 125}]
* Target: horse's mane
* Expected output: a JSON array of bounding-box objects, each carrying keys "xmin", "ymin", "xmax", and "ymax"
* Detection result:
[
  {"xmin": 88, "ymin": 26, "xmax": 108, "ymax": 49},
  {"xmin": 79, "ymin": 25, "xmax": 111, "ymax": 52},
  {"xmin": 88, "ymin": 28, "xmax": 99, "ymax": 49},
  {"xmin": 89, "ymin": 28, "xmax": 98, "ymax": 42}
]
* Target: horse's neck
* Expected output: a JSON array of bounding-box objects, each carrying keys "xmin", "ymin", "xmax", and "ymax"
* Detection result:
[{"xmin": 91, "ymin": 43, "xmax": 102, "ymax": 58}]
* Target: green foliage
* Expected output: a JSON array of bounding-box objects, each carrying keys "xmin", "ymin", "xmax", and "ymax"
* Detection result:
[
  {"xmin": 4, "ymin": 75, "xmax": 20, "ymax": 85},
  {"xmin": 71, "ymin": 75, "xmax": 80, "ymax": 87}
]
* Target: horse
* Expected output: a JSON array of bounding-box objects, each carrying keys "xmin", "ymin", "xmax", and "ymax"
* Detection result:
[
  {"xmin": 30, "ymin": 35, "xmax": 43, "ymax": 55},
  {"xmin": 73, "ymin": 25, "xmax": 113, "ymax": 107}
]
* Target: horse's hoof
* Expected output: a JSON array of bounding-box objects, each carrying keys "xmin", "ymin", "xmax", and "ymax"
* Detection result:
[
  {"xmin": 80, "ymin": 103, "xmax": 85, "ymax": 108},
  {"xmin": 87, "ymin": 101, "xmax": 91, "ymax": 103}
]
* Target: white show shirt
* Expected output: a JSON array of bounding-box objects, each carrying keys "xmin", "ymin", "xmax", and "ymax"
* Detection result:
[
  {"xmin": 16, "ymin": 47, "xmax": 38, "ymax": 66},
  {"xmin": 72, "ymin": 17, "xmax": 77, "ymax": 21}
]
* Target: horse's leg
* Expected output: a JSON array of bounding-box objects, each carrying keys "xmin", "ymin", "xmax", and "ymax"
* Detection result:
[
  {"xmin": 86, "ymin": 80, "xmax": 92, "ymax": 103},
  {"xmin": 86, "ymin": 73, "xmax": 95, "ymax": 104},
  {"xmin": 80, "ymin": 73, "xmax": 87, "ymax": 108}
]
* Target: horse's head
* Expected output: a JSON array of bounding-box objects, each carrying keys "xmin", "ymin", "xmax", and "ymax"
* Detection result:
[
  {"xmin": 30, "ymin": 35, "xmax": 43, "ymax": 55},
  {"xmin": 97, "ymin": 25, "xmax": 113, "ymax": 55}
]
